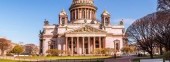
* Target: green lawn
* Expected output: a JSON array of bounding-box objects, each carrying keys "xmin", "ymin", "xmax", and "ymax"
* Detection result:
[
  {"xmin": 16, "ymin": 56, "xmax": 112, "ymax": 60},
  {"xmin": 0, "ymin": 59, "xmax": 18, "ymax": 62},
  {"xmin": 0, "ymin": 56, "xmax": 111, "ymax": 62}
]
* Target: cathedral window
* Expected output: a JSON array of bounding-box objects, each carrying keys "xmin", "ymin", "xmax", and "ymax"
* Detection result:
[
  {"xmin": 88, "ymin": 10, "xmax": 90, "ymax": 19},
  {"xmin": 50, "ymin": 45, "xmax": 54, "ymax": 49},
  {"xmin": 82, "ymin": 10, "xmax": 85, "ymax": 19},
  {"xmin": 116, "ymin": 43, "xmax": 119, "ymax": 51},
  {"xmin": 76, "ymin": 10, "xmax": 78, "ymax": 19},
  {"xmin": 62, "ymin": 18, "xmax": 65, "ymax": 25},
  {"xmin": 105, "ymin": 18, "xmax": 109, "ymax": 25},
  {"xmin": 73, "ymin": 11, "xmax": 75, "ymax": 20},
  {"xmin": 96, "ymin": 40, "xmax": 99, "ymax": 48}
]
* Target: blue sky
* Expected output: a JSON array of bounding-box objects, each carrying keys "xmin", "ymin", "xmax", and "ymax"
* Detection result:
[{"xmin": 0, "ymin": 0, "xmax": 157, "ymax": 45}]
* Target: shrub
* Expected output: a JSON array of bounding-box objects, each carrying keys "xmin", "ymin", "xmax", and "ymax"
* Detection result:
[
  {"xmin": 93, "ymin": 48, "xmax": 115, "ymax": 56},
  {"xmin": 163, "ymin": 51, "xmax": 170, "ymax": 60},
  {"xmin": 121, "ymin": 46, "xmax": 133, "ymax": 54},
  {"xmin": 94, "ymin": 48, "xmax": 102, "ymax": 54},
  {"xmin": 106, "ymin": 48, "xmax": 115, "ymax": 55},
  {"xmin": 46, "ymin": 49, "xmax": 62, "ymax": 56},
  {"xmin": 6, "ymin": 53, "xmax": 13, "ymax": 56}
]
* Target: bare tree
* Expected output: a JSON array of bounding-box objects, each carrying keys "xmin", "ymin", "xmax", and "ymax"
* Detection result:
[
  {"xmin": 24, "ymin": 44, "xmax": 39, "ymax": 55},
  {"xmin": 126, "ymin": 10, "xmax": 170, "ymax": 58},
  {"xmin": 156, "ymin": 0, "xmax": 170, "ymax": 53},
  {"xmin": 154, "ymin": 10, "xmax": 170, "ymax": 51},
  {"xmin": 126, "ymin": 0, "xmax": 170, "ymax": 58},
  {"xmin": 126, "ymin": 14, "xmax": 157, "ymax": 58},
  {"xmin": 0, "ymin": 38, "xmax": 11, "ymax": 56},
  {"xmin": 157, "ymin": 0, "xmax": 170, "ymax": 11}
]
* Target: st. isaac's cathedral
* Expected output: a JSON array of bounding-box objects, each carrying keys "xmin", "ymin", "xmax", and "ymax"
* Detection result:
[{"xmin": 39, "ymin": 0, "xmax": 126, "ymax": 56}]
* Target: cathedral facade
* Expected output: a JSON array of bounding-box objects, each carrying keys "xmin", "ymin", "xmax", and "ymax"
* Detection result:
[{"xmin": 39, "ymin": 0, "xmax": 126, "ymax": 56}]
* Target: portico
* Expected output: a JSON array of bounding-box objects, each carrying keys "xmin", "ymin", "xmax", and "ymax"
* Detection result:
[
  {"xmin": 64, "ymin": 25, "xmax": 107, "ymax": 55},
  {"xmin": 65, "ymin": 36, "xmax": 106, "ymax": 55}
]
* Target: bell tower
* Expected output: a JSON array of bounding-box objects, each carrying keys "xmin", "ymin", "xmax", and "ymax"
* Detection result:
[
  {"xmin": 59, "ymin": 9, "xmax": 68, "ymax": 26},
  {"xmin": 69, "ymin": 0, "xmax": 97, "ymax": 22},
  {"xmin": 101, "ymin": 10, "xmax": 110, "ymax": 26}
]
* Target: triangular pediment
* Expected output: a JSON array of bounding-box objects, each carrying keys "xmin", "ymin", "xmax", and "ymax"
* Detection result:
[{"xmin": 66, "ymin": 25, "xmax": 107, "ymax": 34}]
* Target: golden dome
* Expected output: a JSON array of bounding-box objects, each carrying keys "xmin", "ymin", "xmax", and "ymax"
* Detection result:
[{"xmin": 72, "ymin": 0, "xmax": 94, "ymax": 5}]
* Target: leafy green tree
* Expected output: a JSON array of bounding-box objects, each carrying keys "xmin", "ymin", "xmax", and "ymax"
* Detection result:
[{"xmin": 11, "ymin": 45, "xmax": 24, "ymax": 56}]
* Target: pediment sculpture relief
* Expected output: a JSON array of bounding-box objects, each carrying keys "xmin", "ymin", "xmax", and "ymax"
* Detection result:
[{"xmin": 67, "ymin": 25, "xmax": 106, "ymax": 33}]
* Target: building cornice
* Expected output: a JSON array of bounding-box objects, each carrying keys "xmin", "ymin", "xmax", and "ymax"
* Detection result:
[{"xmin": 69, "ymin": 4, "xmax": 97, "ymax": 11}]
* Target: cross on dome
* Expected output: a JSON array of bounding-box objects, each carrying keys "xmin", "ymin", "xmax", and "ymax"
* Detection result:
[
  {"xmin": 59, "ymin": 9, "xmax": 67, "ymax": 15},
  {"xmin": 102, "ymin": 10, "xmax": 110, "ymax": 15},
  {"xmin": 72, "ymin": 0, "xmax": 94, "ymax": 5}
]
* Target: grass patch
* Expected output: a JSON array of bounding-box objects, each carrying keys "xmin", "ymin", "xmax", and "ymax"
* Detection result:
[
  {"xmin": 0, "ymin": 59, "xmax": 18, "ymax": 62},
  {"xmin": 0, "ymin": 56, "xmax": 111, "ymax": 62}
]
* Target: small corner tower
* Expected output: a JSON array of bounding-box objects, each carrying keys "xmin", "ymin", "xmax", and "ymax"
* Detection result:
[
  {"xmin": 59, "ymin": 9, "xmax": 68, "ymax": 26},
  {"xmin": 101, "ymin": 10, "xmax": 110, "ymax": 26}
]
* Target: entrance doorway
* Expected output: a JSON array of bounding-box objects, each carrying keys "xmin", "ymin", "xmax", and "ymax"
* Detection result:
[{"xmin": 85, "ymin": 43, "xmax": 88, "ymax": 54}]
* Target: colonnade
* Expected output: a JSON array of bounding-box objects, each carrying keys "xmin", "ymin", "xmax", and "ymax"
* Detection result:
[
  {"xmin": 70, "ymin": 8, "xmax": 96, "ymax": 21},
  {"xmin": 65, "ymin": 37, "xmax": 105, "ymax": 55}
]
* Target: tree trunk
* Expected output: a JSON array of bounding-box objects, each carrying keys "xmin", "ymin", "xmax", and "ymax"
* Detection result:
[
  {"xmin": 168, "ymin": 45, "xmax": 170, "ymax": 51},
  {"xmin": 149, "ymin": 48, "xmax": 154, "ymax": 59},
  {"xmin": 149, "ymin": 52, "xmax": 154, "ymax": 59},
  {"xmin": 159, "ymin": 45, "xmax": 163, "ymax": 55},
  {"xmin": 1, "ymin": 50, "xmax": 5, "ymax": 56},
  {"xmin": 18, "ymin": 53, "xmax": 19, "ymax": 57},
  {"xmin": 144, "ymin": 51, "xmax": 146, "ymax": 56}
]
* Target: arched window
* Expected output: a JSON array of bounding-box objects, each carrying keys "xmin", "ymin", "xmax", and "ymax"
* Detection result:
[
  {"xmin": 73, "ymin": 11, "xmax": 75, "ymax": 20},
  {"xmin": 96, "ymin": 40, "xmax": 99, "ymax": 48},
  {"xmin": 105, "ymin": 18, "xmax": 109, "ymax": 25},
  {"xmin": 116, "ymin": 43, "xmax": 119, "ymax": 51},
  {"xmin": 82, "ymin": 10, "xmax": 85, "ymax": 19},
  {"xmin": 50, "ymin": 45, "xmax": 54, "ymax": 49},
  {"xmin": 88, "ymin": 10, "xmax": 90, "ymax": 19},
  {"xmin": 76, "ymin": 10, "xmax": 78, "ymax": 19},
  {"xmin": 114, "ymin": 39, "xmax": 120, "ymax": 52},
  {"xmin": 62, "ymin": 18, "xmax": 65, "ymax": 25},
  {"xmin": 48, "ymin": 41, "xmax": 54, "ymax": 49}
]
